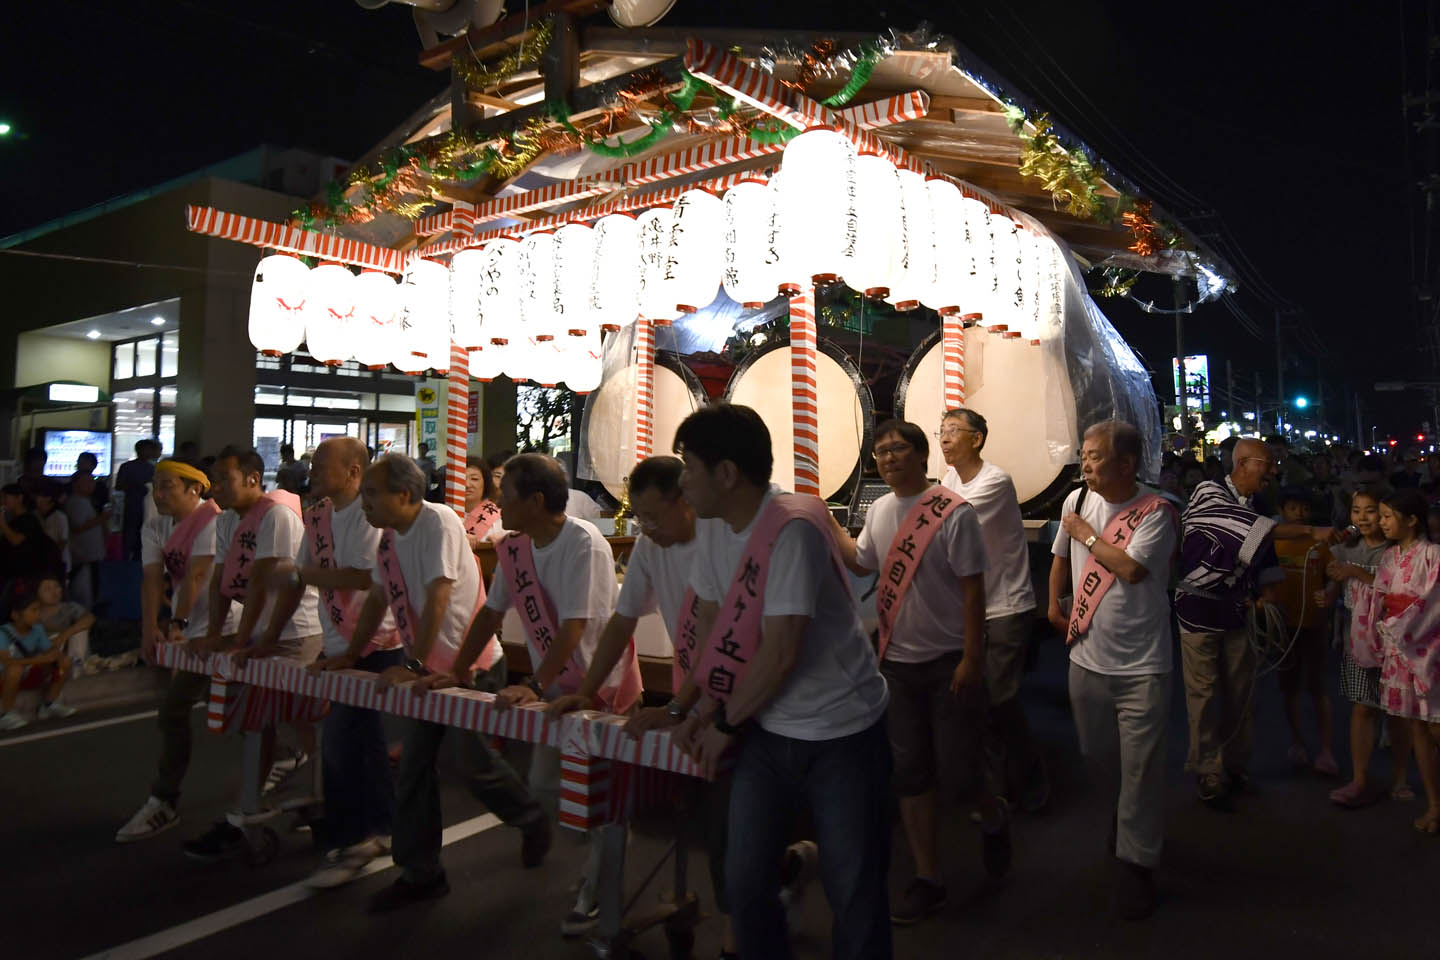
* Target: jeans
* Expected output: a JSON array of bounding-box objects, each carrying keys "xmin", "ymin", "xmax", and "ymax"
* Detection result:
[
  {"xmin": 321, "ymin": 648, "xmax": 403, "ymax": 851},
  {"xmin": 150, "ymin": 668, "xmax": 211, "ymax": 805},
  {"xmin": 727, "ymin": 719, "xmax": 892, "ymax": 960},
  {"xmin": 391, "ymin": 658, "xmax": 543, "ymax": 882}
]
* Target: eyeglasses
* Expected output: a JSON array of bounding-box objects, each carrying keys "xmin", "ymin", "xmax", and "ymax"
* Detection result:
[
  {"xmin": 933, "ymin": 427, "xmax": 980, "ymax": 439},
  {"xmin": 874, "ymin": 442, "xmax": 914, "ymax": 459}
]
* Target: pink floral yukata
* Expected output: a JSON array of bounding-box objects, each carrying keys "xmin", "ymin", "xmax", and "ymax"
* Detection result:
[{"xmin": 1353, "ymin": 540, "xmax": 1440, "ymax": 721}]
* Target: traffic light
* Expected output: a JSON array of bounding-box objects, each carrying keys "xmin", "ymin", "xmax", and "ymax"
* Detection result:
[{"xmin": 1294, "ymin": 396, "xmax": 1309, "ymax": 409}]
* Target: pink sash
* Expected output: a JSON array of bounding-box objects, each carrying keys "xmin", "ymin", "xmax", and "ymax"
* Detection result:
[
  {"xmin": 375, "ymin": 528, "xmax": 499, "ymax": 675},
  {"xmin": 671, "ymin": 587, "xmax": 701, "ymax": 693},
  {"xmin": 162, "ymin": 500, "xmax": 220, "ymax": 588},
  {"xmin": 307, "ymin": 500, "xmax": 400, "ymax": 654},
  {"xmin": 498, "ymin": 532, "xmax": 642, "ymax": 713},
  {"xmin": 693, "ymin": 494, "xmax": 848, "ymax": 703},
  {"xmin": 875, "ymin": 486, "xmax": 966, "ymax": 662},
  {"xmin": 1066, "ymin": 492, "xmax": 1174, "ymax": 646},
  {"xmin": 465, "ymin": 500, "xmax": 501, "ymax": 538},
  {"xmin": 219, "ymin": 491, "xmax": 301, "ymax": 601}
]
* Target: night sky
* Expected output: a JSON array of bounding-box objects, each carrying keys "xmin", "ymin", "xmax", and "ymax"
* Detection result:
[{"xmin": 0, "ymin": 1, "xmax": 1421, "ymax": 437}]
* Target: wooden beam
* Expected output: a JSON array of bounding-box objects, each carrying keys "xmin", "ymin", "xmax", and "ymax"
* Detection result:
[
  {"xmin": 418, "ymin": 0, "xmax": 609, "ymax": 70},
  {"xmin": 451, "ymin": 60, "xmax": 481, "ymax": 132},
  {"xmin": 542, "ymin": 12, "xmax": 580, "ymax": 107},
  {"xmin": 577, "ymin": 26, "xmax": 878, "ymax": 59},
  {"xmin": 927, "ymin": 95, "xmax": 1008, "ymax": 116},
  {"xmin": 468, "ymin": 91, "xmax": 526, "ymax": 112}
]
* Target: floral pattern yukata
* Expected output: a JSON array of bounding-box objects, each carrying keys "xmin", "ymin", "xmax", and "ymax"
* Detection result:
[{"xmin": 1353, "ymin": 540, "xmax": 1440, "ymax": 721}]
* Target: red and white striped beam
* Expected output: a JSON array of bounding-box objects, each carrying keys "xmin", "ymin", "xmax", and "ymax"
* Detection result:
[
  {"xmin": 414, "ymin": 179, "xmax": 616, "ymax": 238},
  {"xmin": 832, "ymin": 90, "xmax": 931, "ymax": 130},
  {"xmin": 941, "ymin": 314, "xmax": 965, "ymax": 410},
  {"xmin": 184, "ymin": 205, "xmax": 406, "ymax": 274},
  {"xmin": 443, "ymin": 203, "xmax": 478, "ymax": 514},
  {"xmin": 685, "ymin": 38, "xmax": 818, "ymax": 131},
  {"xmin": 788, "ymin": 287, "xmax": 821, "ymax": 497},
  {"xmin": 621, "ymin": 135, "xmax": 785, "ymax": 186},
  {"xmin": 634, "ymin": 318, "xmax": 656, "ymax": 462}
]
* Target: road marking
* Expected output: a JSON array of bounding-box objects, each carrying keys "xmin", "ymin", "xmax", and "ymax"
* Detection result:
[
  {"xmin": 0, "ymin": 709, "xmax": 158, "ymax": 747},
  {"xmin": 81, "ymin": 813, "xmax": 502, "ymax": 960}
]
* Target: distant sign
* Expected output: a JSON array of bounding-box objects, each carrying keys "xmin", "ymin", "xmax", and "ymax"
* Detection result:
[
  {"xmin": 1172, "ymin": 355, "xmax": 1210, "ymax": 412},
  {"xmin": 42, "ymin": 430, "xmax": 112, "ymax": 477}
]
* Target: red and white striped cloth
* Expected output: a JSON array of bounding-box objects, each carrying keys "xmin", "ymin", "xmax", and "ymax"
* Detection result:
[
  {"xmin": 622, "ymin": 136, "xmax": 785, "ymax": 186},
  {"xmin": 941, "ymin": 313, "xmax": 966, "ymax": 409},
  {"xmin": 415, "ymin": 180, "xmax": 616, "ymax": 242},
  {"xmin": 832, "ymin": 90, "xmax": 931, "ymax": 130},
  {"xmin": 788, "ymin": 287, "xmax": 821, "ymax": 497},
  {"xmin": 185, "ymin": 205, "xmax": 404, "ymax": 274},
  {"xmin": 445, "ymin": 340, "xmax": 471, "ymax": 513},
  {"xmin": 634, "ymin": 318, "xmax": 656, "ymax": 461}
]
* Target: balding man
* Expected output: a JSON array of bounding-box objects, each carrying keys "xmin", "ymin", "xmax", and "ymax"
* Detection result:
[
  {"xmin": 1174, "ymin": 436, "xmax": 1335, "ymax": 808},
  {"xmin": 262, "ymin": 438, "xmax": 400, "ymax": 887}
]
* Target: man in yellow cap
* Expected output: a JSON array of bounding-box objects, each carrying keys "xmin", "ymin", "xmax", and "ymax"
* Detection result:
[{"xmin": 117, "ymin": 457, "xmax": 236, "ymax": 842}]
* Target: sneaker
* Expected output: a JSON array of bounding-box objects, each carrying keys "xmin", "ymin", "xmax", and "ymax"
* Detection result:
[
  {"xmin": 778, "ymin": 840, "xmax": 818, "ymax": 932},
  {"xmin": 345, "ymin": 835, "xmax": 391, "ymax": 859},
  {"xmin": 1112, "ymin": 859, "xmax": 1156, "ymax": 921},
  {"xmin": 38, "ymin": 700, "xmax": 77, "ymax": 720},
  {"xmin": 116, "ymin": 796, "xmax": 180, "ymax": 843},
  {"xmin": 367, "ymin": 871, "xmax": 450, "ymax": 913},
  {"xmin": 890, "ymin": 877, "xmax": 947, "ymax": 925},
  {"xmin": 521, "ymin": 816, "xmax": 552, "ymax": 869},
  {"xmin": 980, "ymin": 801, "xmax": 1013, "ymax": 880},
  {"xmin": 560, "ymin": 891, "xmax": 599, "ymax": 937},
  {"xmin": 262, "ymin": 747, "xmax": 309, "ymax": 796},
  {"xmin": 1197, "ymin": 773, "xmax": 1231, "ymax": 809},
  {"xmin": 182, "ymin": 821, "xmax": 245, "ymax": 862},
  {"xmin": 0, "ymin": 711, "xmax": 30, "ymax": 732},
  {"xmin": 307, "ymin": 847, "xmax": 373, "ymax": 889}
]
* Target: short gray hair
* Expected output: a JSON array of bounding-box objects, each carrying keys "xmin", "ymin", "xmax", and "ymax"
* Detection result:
[
  {"xmin": 373, "ymin": 453, "xmax": 427, "ymax": 503},
  {"xmin": 1083, "ymin": 420, "xmax": 1142, "ymax": 474},
  {"xmin": 942, "ymin": 407, "xmax": 988, "ymax": 451}
]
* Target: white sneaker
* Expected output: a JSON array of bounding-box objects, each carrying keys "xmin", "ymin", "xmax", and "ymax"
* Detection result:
[
  {"xmin": 0, "ymin": 712, "xmax": 30, "ymax": 732},
  {"xmin": 116, "ymin": 796, "xmax": 180, "ymax": 843},
  {"xmin": 344, "ymin": 836, "xmax": 391, "ymax": 859},
  {"xmin": 307, "ymin": 847, "xmax": 373, "ymax": 889},
  {"xmin": 38, "ymin": 700, "xmax": 77, "ymax": 720},
  {"xmin": 261, "ymin": 747, "xmax": 309, "ymax": 796}
]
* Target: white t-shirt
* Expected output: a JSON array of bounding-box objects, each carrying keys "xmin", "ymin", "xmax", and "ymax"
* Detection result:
[
  {"xmin": 1051, "ymin": 487, "xmax": 1177, "ymax": 677},
  {"xmin": 691, "ymin": 485, "xmax": 889, "ymax": 741},
  {"xmin": 615, "ymin": 534, "xmax": 700, "ymax": 634},
  {"xmin": 566, "ymin": 488, "xmax": 603, "ymax": 521},
  {"xmin": 215, "ymin": 503, "xmax": 322, "ymax": 642},
  {"xmin": 41, "ymin": 510, "xmax": 70, "ymax": 571},
  {"xmin": 855, "ymin": 489, "xmax": 987, "ymax": 662},
  {"xmin": 297, "ymin": 497, "xmax": 393, "ymax": 657},
  {"xmin": 486, "ymin": 517, "xmax": 626, "ymax": 691},
  {"xmin": 141, "ymin": 511, "xmax": 238, "ymax": 640},
  {"xmin": 942, "ymin": 463, "xmax": 1036, "ymax": 619},
  {"xmin": 65, "ymin": 494, "xmax": 105, "ymax": 564},
  {"xmin": 371, "ymin": 501, "xmax": 483, "ymax": 665}
]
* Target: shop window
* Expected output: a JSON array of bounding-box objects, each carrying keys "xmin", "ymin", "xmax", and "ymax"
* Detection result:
[
  {"xmin": 160, "ymin": 333, "xmax": 179, "ymax": 377},
  {"xmin": 113, "ymin": 342, "xmax": 134, "ymax": 380},
  {"xmin": 133, "ymin": 337, "xmax": 158, "ymax": 378}
]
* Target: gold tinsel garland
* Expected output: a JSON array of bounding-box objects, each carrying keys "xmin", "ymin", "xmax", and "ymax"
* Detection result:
[{"xmin": 454, "ymin": 17, "xmax": 555, "ymax": 91}]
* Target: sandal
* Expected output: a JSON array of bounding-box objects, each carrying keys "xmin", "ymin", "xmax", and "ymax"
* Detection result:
[
  {"xmin": 1412, "ymin": 810, "xmax": 1440, "ymax": 835},
  {"xmin": 1330, "ymin": 781, "xmax": 1386, "ymax": 809},
  {"xmin": 1393, "ymin": 783, "xmax": 1417, "ymax": 801}
]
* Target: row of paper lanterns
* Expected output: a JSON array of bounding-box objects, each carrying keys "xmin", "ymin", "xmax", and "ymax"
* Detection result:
[{"xmin": 247, "ymin": 128, "xmax": 1069, "ymax": 386}]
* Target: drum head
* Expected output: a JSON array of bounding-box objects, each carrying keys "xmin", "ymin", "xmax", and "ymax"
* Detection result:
[
  {"xmin": 895, "ymin": 327, "xmax": 1078, "ymax": 513},
  {"xmin": 583, "ymin": 351, "xmax": 707, "ymax": 500},
  {"xmin": 724, "ymin": 338, "xmax": 874, "ymax": 502}
]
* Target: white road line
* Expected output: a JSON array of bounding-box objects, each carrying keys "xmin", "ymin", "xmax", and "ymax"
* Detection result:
[
  {"xmin": 81, "ymin": 813, "xmax": 502, "ymax": 960},
  {"xmin": 0, "ymin": 709, "xmax": 158, "ymax": 747}
]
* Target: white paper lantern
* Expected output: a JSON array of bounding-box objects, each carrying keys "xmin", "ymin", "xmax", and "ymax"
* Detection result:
[
  {"xmin": 449, "ymin": 248, "xmax": 487, "ymax": 351},
  {"xmin": 352, "ymin": 270, "xmax": 400, "ymax": 370},
  {"xmin": 635, "ymin": 207, "xmax": 679, "ymax": 322},
  {"xmin": 518, "ymin": 232, "xmax": 558, "ymax": 341},
  {"xmin": 777, "ymin": 128, "xmax": 859, "ymax": 288},
  {"xmin": 398, "ymin": 258, "xmax": 451, "ymax": 374},
  {"xmin": 553, "ymin": 223, "xmax": 596, "ymax": 337},
  {"xmin": 502, "ymin": 336, "xmax": 535, "ymax": 383},
  {"xmin": 528, "ymin": 337, "xmax": 564, "ymax": 387},
  {"xmin": 560, "ymin": 332, "xmax": 603, "ymax": 394},
  {"xmin": 721, "ymin": 179, "xmax": 780, "ymax": 308},
  {"xmin": 987, "ymin": 213, "xmax": 1022, "ymax": 333},
  {"xmin": 302, "ymin": 262, "xmax": 356, "ymax": 366},
  {"xmin": 479, "ymin": 237, "xmax": 521, "ymax": 346},
  {"xmin": 665, "ymin": 189, "xmax": 724, "ymax": 314},
  {"xmin": 847, "ymin": 154, "xmax": 902, "ymax": 299},
  {"xmin": 248, "ymin": 254, "xmax": 309, "ymax": 356},
  {"xmin": 591, "ymin": 214, "xmax": 640, "ymax": 331},
  {"xmin": 886, "ymin": 169, "xmax": 933, "ymax": 311},
  {"xmin": 1043, "ymin": 238, "xmax": 1065, "ymax": 341},
  {"xmin": 469, "ymin": 343, "xmax": 506, "ymax": 382},
  {"xmin": 920, "ymin": 178, "xmax": 967, "ymax": 315},
  {"xmin": 959, "ymin": 198, "xmax": 993, "ymax": 322}
]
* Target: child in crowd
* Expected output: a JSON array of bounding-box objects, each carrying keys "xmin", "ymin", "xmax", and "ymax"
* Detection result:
[
  {"xmin": 0, "ymin": 579, "xmax": 78, "ymax": 731},
  {"xmin": 35, "ymin": 576, "xmax": 95, "ymax": 670},
  {"xmin": 1322, "ymin": 490, "xmax": 1413, "ymax": 807},
  {"xmin": 1353, "ymin": 489, "xmax": 1440, "ymax": 833},
  {"xmin": 35, "ymin": 482, "xmax": 70, "ymax": 580},
  {"xmin": 1273, "ymin": 489, "xmax": 1337, "ymax": 775}
]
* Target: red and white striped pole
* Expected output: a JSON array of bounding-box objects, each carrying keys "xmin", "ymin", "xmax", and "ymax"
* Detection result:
[
  {"xmin": 789, "ymin": 286, "xmax": 821, "ymax": 497},
  {"xmin": 444, "ymin": 203, "xmax": 477, "ymax": 513},
  {"xmin": 634, "ymin": 318, "xmax": 655, "ymax": 462},
  {"xmin": 941, "ymin": 310, "xmax": 967, "ymax": 409}
]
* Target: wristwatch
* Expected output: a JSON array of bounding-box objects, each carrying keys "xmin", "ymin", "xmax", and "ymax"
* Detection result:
[
  {"xmin": 404, "ymin": 657, "xmax": 429, "ymax": 676},
  {"xmin": 713, "ymin": 703, "xmax": 741, "ymax": 736},
  {"xmin": 171, "ymin": 617, "xmax": 189, "ymax": 631},
  {"xmin": 1084, "ymin": 534, "xmax": 1098, "ymax": 549},
  {"xmin": 527, "ymin": 677, "xmax": 546, "ymax": 698},
  {"xmin": 664, "ymin": 697, "xmax": 688, "ymax": 721}
]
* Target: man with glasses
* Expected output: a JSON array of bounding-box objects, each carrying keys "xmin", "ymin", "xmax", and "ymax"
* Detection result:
[
  {"xmin": 1175, "ymin": 437, "xmax": 1336, "ymax": 808},
  {"xmin": 832, "ymin": 420, "xmax": 1009, "ymax": 926},
  {"xmin": 937, "ymin": 407, "xmax": 1049, "ymax": 813}
]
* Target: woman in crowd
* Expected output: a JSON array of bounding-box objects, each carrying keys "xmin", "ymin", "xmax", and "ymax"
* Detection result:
[
  {"xmin": 1353, "ymin": 489, "xmax": 1440, "ymax": 833},
  {"xmin": 34, "ymin": 482, "xmax": 70, "ymax": 585},
  {"xmin": 65, "ymin": 453, "xmax": 110, "ymax": 610},
  {"xmin": 1322, "ymin": 490, "xmax": 1412, "ymax": 807}
]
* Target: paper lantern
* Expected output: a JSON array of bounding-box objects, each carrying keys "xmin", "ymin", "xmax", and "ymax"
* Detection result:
[
  {"xmin": 398, "ymin": 258, "xmax": 450, "ymax": 374},
  {"xmin": 920, "ymin": 178, "xmax": 967, "ymax": 315},
  {"xmin": 886, "ymin": 169, "xmax": 933, "ymax": 311},
  {"xmin": 479, "ymin": 237, "xmax": 520, "ymax": 346},
  {"xmin": 721, "ymin": 179, "xmax": 780, "ymax": 308},
  {"xmin": 303, "ymin": 262, "xmax": 356, "ymax": 366},
  {"xmin": 553, "ymin": 223, "xmax": 596, "ymax": 336},
  {"xmin": 560, "ymin": 332, "xmax": 603, "ymax": 394},
  {"xmin": 847, "ymin": 154, "xmax": 902, "ymax": 299},
  {"xmin": 635, "ymin": 207, "xmax": 679, "ymax": 323},
  {"xmin": 959, "ymin": 198, "xmax": 993, "ymax": 322},
  {"xmin": 469, "ymin": 343, "xmax": 506, "ymax": 382},
  {"xmin": 449, "ymin": 248, "xmax": 487, "ymax": 351},
  {"xmin": 591, "ymin": 214, "xmax": 640, "ymax": 331},
  {"xmin": 352, "ymin": 270, "xmax": 400, "ymax": 370},
  {"xmin": 1043, "ymin": 238, "xmax": 1065, "ymax": 341},
  {"xmin": 527, "ymin": 337, "xmax": 563, "ymax": 387},
  {"xmin": 518, "ymin": 232, "xmax": 558, "ymax": 341},
  {"xmin": 502, "ymin": 336, "xmax": 535, "ymax": 383},
  {"xmin": 665, "ymin": 189, "xmax": 724, "ymax": 314},
  {"xmin": 248, "ymin": 254, "xmax": 309, "ymax": 356},
  {"xmin": 986, "ymin": 213, "xmax": 1022, "ymax": 333},
  {"xmin": 776, "ymin": 128, "xmax": 859, "ymax": 288}
]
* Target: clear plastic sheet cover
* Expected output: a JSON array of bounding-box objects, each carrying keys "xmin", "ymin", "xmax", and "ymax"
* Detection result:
[{"xmin": 576, "ymin": 321, "xmax": 640, "ymax": 484}]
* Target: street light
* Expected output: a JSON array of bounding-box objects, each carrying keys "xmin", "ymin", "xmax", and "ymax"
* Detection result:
[
  {"xmin": 1294, "ymin": 396, "xmax": 1309, "ymax": 409},
  {"xmin": 0, "ymin": 123, "xmax": 11, "ymax": 137}
]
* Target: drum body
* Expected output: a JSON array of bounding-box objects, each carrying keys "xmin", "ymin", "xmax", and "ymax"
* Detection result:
[
  {"xmin": 895, "ymin": 327, "xmax": 1078, "ymax": 513},
  {"xmin": 583, "ymin": 351, "xmax": 707, "ymax": 500},
  {"xmin": 724, "ymin": 339, "xmax": 874, "ymax": 502}
]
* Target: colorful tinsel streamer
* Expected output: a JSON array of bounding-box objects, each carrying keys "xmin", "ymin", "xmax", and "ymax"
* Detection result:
[{"xmin": 454, "ymin": 16, "xmax": 555, "ymax": 92}]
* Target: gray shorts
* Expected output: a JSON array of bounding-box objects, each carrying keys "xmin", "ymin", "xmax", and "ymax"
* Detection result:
[
  {"xmin": 881, "ymin": 651, "xmax": 987, "ymax": 798},
  {"xmin": 984, "ymin": 611, "xmax": 1035, "ymax": 705}
]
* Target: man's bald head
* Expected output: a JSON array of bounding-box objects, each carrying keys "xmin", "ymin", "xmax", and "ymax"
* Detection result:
[
  {"xmin": 310, "ymin": 436, "xmax": 372, "ymax": 501},
  {"xmin": 1230, "ymin": 437, "xmax": 1274, "ymax": 496},
  {"xmin": 318, "ymin": 436, "xmax": 370, "ymax": 471}
]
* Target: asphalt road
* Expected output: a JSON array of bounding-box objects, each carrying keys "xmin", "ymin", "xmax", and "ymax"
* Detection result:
[{"xmin": 3, "ymin": 632, "xmax": 1431, "ymax": 960}]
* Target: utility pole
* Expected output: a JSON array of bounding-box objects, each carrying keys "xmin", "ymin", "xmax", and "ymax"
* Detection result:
[
  {"xmin": 1274, "ymin": 310, "xmax": 1285, "ymax": 435},
  {"xmin": 1175, "ymin": 275, "xmax": 1190, "ymax": 451},
  {"xmin": 1254, "ymin": 370, "xmax": 1263, "ymax": 432},
  {"xmin": 1226, "ymin": 358, "xmax": 1235, "ymax": 420},
  {"xmin": 1354, "ymin": 389, "xmax": 1364, "ymax": 449}
]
